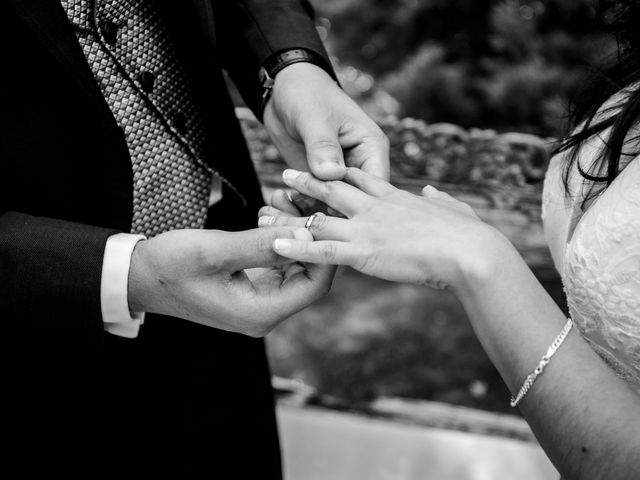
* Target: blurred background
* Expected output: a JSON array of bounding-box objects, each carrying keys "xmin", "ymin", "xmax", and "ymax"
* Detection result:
[
  {"xmin": 313, "ymin": 0, "xmax": 613, "ymax": 137},
  {"xmin": 234, "ymin": 1, "xmax": 616, "ymax": 477}
]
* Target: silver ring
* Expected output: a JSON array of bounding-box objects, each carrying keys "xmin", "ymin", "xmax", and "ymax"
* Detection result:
[{"xmin": 305, "ymin": 213, "xmax": 320, "ymax": 230}]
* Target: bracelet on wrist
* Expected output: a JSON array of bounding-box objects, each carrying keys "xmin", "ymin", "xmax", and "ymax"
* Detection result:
[{"xmin": 510, "ymin": 318, "xmax": 574, "ymax": 407}]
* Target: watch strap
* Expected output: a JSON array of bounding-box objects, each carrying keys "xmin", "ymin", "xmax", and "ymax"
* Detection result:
[{"xmin": 258, "ymin": 48, "xmax": 338, "ymax": 116}]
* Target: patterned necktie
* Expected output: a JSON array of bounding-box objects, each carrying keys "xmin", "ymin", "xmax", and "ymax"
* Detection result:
[{"xmin": 60, "ymin": 0, "xmax": 223, "ymax": 238}]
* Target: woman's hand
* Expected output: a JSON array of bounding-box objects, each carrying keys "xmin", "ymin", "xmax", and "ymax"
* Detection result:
[{"xmin": 259, "ymin": 168, "xmax": 511, "ymax": 292}]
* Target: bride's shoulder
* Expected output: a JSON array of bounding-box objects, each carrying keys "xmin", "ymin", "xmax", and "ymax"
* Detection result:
[
  {"xmin": 608, "ymin": 154, "xmax": 640, "ymax": 203},
  {"xmin": 541, "ymin": 83, "xmax": 640, "ymax": 271},
  {"xmin": 549, "ymin": 81, "xmax": 640, "ymax": 198}
]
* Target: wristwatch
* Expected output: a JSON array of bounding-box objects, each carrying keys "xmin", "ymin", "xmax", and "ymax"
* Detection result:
[{"xmin": 258, "ymin": 48, "xmax": 337, "ymax": 115}]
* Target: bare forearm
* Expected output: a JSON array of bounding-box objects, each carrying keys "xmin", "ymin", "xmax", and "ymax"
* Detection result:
[
  {"xmin": 265, "ymin": 170, "xmax": 640, "ymax": 477},
  {"xmin": 457, "ymin": 238, "xmax": 640, "ymax": 480}
]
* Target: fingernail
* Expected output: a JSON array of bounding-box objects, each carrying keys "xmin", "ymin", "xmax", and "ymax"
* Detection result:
[
  {"xmin": 289, "ymin": 190, "xmax": 301, "ymax": 201},
  {"xmin": 258, "ymin": 216, "xmax": 274, "ymax": 227},
  {"xmin": 285, "ymin": 190, "xmax": 293, "ymax": 202},
  {"xmin": 283, "ymin": 169, "xmax": 301, "ymax": 182},
  {"xmin": 273, "ymin": 239, "xmax": 291, "ymax": 252},
  {"xmin": 317, "ymin": 163, "xmax": 346, "ymax": 179}
]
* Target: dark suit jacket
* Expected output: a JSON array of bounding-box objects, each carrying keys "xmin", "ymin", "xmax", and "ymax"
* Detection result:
[{"xmin": 0, "ymin": 0, "xmax": 331, "ymax": 477}]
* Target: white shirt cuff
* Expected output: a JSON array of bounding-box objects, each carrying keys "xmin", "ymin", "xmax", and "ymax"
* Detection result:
[
  {"xmin": 209, "ymin": 175, "xmax": 223, "ymax": 206},
  {"xmin": 101, "ymin": 233, "xmax": 147, "ymax": 339}
]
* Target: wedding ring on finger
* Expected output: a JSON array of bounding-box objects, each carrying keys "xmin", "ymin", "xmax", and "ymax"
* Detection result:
[
  {"xmin": 304, "ymin": 212, "xmax": 323, "ymax": 237},
  {"xmin": 305, "ymin": 213, "xmax": 318, "ymax": 230}
]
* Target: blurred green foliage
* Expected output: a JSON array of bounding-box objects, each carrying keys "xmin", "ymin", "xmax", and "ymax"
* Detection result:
[{"xmin": 312, "ymin": 0, "xmax": 616, "ymax": 136}]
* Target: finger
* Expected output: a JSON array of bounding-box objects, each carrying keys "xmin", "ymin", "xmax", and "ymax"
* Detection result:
[
  {"xmin": 349, "ymin": 141, "xmax": 391, "ymax": 181},
  {"xmin": 271, "ymin": 189, "xmax": 300, "ymax": 216},
  {"xmin": 259, "ymin": 212, "xmax": 352, "ymax": 241},
  {"xmin": 422, "ymin": 185, "xmax": 456, "ymax": 202},
  {"xmin": 258, "ymin": 205, "xmax": 288, "ymax": 220},
  {"xmin": 273, "ymin": 235, "xmax": 359, "ymax": 267},
  {"xmin": 360, "ymin": 154, "xmax": 391, "ymax": 181},
  {"xmin": 290, "ymin": 191, "xmax": 329, "ymax": 216},
  {"xmin": 290, "ymin": 192, "xmax": 347, "ymax": 218},
  {"xmin": 260, "ymin": 216, "xmax": 306, "ymax": 229},
  {"xmin": 216, "ymin": 227, "xmax": 302, "ymax": 271},
  {"xmin": 245, "ymin": 267, "xmax": 284, "ymax": 285},
  {"xmin": 282, "ymin": 169, "xmax": 371, "ymax": 217},
  {"xmin": 340, "ymin": 125, "xmax": 390, "ymax": 181},
  {"xmin": 299, "ymin": 122, "xmax": 347, "ymax": 180},
  {"xmin": 269, "ymin": 263, "xmax": 338, "ymax": 319},
  {"xmin": 293, "ymin": 227, "xmax": 314, "ymax": 241},
  {"xmin": 282, "ymin": 262, "xmax": 307, "ymax": 282},
  {"xmin": 344, "ymin": 167, "xmax": 396, "ymax": 197}
]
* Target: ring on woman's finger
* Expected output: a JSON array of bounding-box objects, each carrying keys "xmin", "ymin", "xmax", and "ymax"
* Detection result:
[{"xmin": 305, "ymin": 212, "xmax": 323, "ymax": 231}]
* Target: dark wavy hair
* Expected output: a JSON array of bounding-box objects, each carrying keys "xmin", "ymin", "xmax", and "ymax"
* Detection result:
[{"xmin": 556, "ymin": 0, "xmax": 640, "ymax": 204}]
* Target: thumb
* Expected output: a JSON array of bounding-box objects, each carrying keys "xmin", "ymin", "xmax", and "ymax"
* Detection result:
[
  {"xmin": 214, "ymin": 227, "xmax": 300, "ymax": 272},
  {"xmin": 301, "ymin": 123, "xmax": 347, "ymax": 180}
]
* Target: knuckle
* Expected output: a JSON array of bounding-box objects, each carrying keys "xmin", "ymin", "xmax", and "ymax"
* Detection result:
[
  {"xmin": 313, "ymin": 138, "xmax": 339, "ymax": 152},
  {"xmin": 387, "ymin": 190, "xmax": 410, "ymax": 202},
  {"xmin": 299, "ymin": 240, "xmax": 311, "ymax": 256},
  {"xmin": 323, "ymin": 181, "xmax": 339, "ymax": 197},
  {"xmin": 272, "ymin": 216, "xmax": 288, "ymax": 226},
  {"xmin": 299, "ymin": 171, "xmax": 313, "ymax": 189},
  {"xmin": 354, "ymin": 247, "xmax": 376, "ymax": 272},
  {"xmin": 319, "ymin": 242, "xmax": 337, "ymax": 262},
  {"xmin": 309, "ymin": 213, "xmax": 326, "ymax": 234}
]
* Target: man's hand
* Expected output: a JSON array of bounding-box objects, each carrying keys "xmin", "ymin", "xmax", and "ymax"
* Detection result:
[
  {"xmin": 127, "ymin": 227, "xmax": 335, "ymax": 337},
  {"xmin": 263, "ymin": 62, "xmax": 390, "ymax": 181}
]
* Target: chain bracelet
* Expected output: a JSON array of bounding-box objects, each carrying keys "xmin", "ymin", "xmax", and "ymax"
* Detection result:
[{"xmin": 510, "ymin": 318, "xmax": 574, "ymax": 408}]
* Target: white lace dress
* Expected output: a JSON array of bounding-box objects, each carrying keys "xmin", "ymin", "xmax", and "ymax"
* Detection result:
[{"xmin": 542, "ymin": 140, "xmax": 640, "ymax": 392}]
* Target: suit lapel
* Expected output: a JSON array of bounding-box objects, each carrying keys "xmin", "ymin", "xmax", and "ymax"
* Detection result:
[{"xmin": 6, "ymin": 0, "xmax": 116, "ymax": 122}]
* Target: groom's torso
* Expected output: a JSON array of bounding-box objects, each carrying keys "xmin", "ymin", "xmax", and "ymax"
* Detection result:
[
  {"xmin": 0, "ymin": 0, "xmax": 264, "ymax": 233},
  {"xmin": 0, "ymin": 1, "xmax": 280, "ymax": 477}
]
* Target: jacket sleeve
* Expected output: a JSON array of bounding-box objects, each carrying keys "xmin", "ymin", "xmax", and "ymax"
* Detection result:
[
  {"xmin": 0, "ymin": 211, "xmax": 118, "ymax": 342},
  {"xmin": 214, "ymin": 0, "xmax": 336, "ymax": 118}
]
